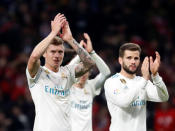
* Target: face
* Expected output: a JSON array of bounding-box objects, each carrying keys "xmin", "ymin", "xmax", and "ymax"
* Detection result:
[
  {"xmin": 79, "ymin": 72, "xmax": 89, "ymax": 84},
  {"xmin": 119, "ymin": 50, "xmax": 140, "ymax": 74},
  {"xmin": 44, "ymin": 44, "xmax": 64, "ymax": 71}
]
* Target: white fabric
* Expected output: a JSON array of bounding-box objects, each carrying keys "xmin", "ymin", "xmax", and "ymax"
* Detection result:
[
  {"xmin": 104, "ymin": 73, "xmax": 169, "ymax": 131},
  {"xmin": 70, "ymin": 80, "xmax": 100, "ymax": 131},
  {"xmin": 69, "ymin": 52, "xmax": 111, "ymax": 131},
  {"xmin": 26, "ymin": 65, "xmax": 76, "ymax": 131}
]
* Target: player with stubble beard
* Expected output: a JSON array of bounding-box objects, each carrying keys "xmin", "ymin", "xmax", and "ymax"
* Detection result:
[{"xmin": 104, "ymin": 43, "xmax": 169, "ymax": 131}]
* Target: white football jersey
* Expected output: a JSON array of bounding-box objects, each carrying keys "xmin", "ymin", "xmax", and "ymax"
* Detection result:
[
  {"xmin": 26, "ymin": 65, "xmax": 77, "ymax": 131},
  {"xmin": 70, "ymin": 79, "xmax": 101, "ymax": 131},
  {"xmin": 104, "ymin": 73, "xmax": 169, "ymax": 131},
  {"xmin": 69, "ymin": 52, "xmax": 111, "ymax": 131}
]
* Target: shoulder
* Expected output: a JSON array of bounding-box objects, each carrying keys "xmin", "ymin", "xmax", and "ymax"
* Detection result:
[
  {"xmin": 105, "ymin": 73, "xmax": 120, "ymax": 82},
  {"xmin": 104, "ymin": 73, "xmax": 120, "ymax": 88},
  {"xmin": 26, "ymin": 66, "xmax": 43, "ymax": 79},
  {"xmin": 135, "ymin": 75, "xmax": 145, "ymax": 81}
]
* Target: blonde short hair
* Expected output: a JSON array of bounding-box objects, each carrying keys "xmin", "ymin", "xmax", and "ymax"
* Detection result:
[{"xmin": 51, "ymin": 36, "xmax": 64, "ymax": 46}]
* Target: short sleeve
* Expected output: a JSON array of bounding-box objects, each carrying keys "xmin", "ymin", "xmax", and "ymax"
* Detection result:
[{"xmin": 26, "ymin": 66, "xmax": 43, "ymax": 88}]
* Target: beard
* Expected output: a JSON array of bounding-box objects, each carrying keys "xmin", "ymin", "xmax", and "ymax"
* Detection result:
[{"xmin": 123, "ymin": 63, "xmax": 138, "ymax": 74}]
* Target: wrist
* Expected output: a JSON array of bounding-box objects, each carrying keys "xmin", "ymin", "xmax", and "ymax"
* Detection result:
[
  {"xmin": 89, "ymin": 50, "xmax": 95, "ymax": 54},
  {"xmin": 151, "ymin": 73, "xmax": 161, "ymax": 83},
  {"xmin": 151, "ymin": 72, "xmax": 159, "ymax": 78},
  {"xmin": 152, "ymin": 72, "xmax": 158, "ymax": 77},
  {"xmin": 143, "ymin": 75, "xmax": 150, "ymax": 80},
  {"xmin": 49, "ymin": 31, "xmax": 57, "ymax": 37},
  {"xmin": 66, "ymin": 37, "xmax": 74, "ymax": 44}
]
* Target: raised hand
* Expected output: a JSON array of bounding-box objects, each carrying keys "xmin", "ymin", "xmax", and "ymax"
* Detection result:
[
  {"xmin": 51, "ymin": 13, "xmax": 66, "ymax": 36},
  {"xmin": 59, "ymin": 21, "xmax": 73, "ymax": 43},
  {"xmin": 141, "ymin": 57, "xmax": 150, "ymax": 80},
  {"xmin": 150, "ymin": 51, "xmax": 160, "ymax": 76},
  {"xmin": 80, "ymin": 40, "xmax": 84, "ymax": 47},
  {"xmin": 81, "ymin": 33, "xmax": 93, "ymax": 53}
]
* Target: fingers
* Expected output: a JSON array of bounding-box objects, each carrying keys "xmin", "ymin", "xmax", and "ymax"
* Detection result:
[
  {"xmin": 53, "ymin": 13, "xmax": 67, "ymax": 26},
  {"xmin": 64, "ymin": 21, "xmax": 69, "ymax": 29},
  {"xmin": 141, "ymin": 57, "xmax": 149, "ymax": 72},
  {"xmin": 80, "ymin": 40, "xmax": 84, "ymax": 47},
  {"xmin": 54, "ymin": 13, "xmax": 65, "ymax": 21},
  {"xmin": 83, "ymin": 33, "xmax": 91, "ymax": 41},
  {"xmin": 54, "ymin": 13, "xmax": 60, "ymax": 21},
  {"xmin": 80, "ymin": 40, "xmax": 86, "ymax": 47},
  {"xmin": 149, "ymin": 56, "xmax": 153, "ymax": 67},
  {"xmin": 61, "ymin": 21, "xmax": 68, "ymax": 34},
  {"xmin": 155, "ymin": 51, "xmax": 160, "ymax": 64},
  {"xmin": 141, "ymin": 57, "xmax": 150, "ymax": 80},
  {"xmin": 143, "ymin": 57, "xmax": 149, "ymax": 69}
]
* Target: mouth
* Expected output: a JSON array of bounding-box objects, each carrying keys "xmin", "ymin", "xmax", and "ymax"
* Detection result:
[
  {"xmin": 53, "ymin": 60, "xmax": 59, "ymax": 64},
  {"xmin": 130, "ymin": 65, "xmax": 136, "ymax": 70}
]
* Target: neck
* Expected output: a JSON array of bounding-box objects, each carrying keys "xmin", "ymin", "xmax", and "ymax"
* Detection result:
[
  {"xmin": 120, "ymin": 70, "xmax": 135, "ymax": 79},
  {"xmin": 45, "ymin": 64, "xmax": 59, "ymax": 72}
]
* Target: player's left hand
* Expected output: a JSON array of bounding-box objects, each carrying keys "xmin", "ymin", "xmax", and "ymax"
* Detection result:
[
  {"xmin": 150, "ymin": 51, "xmax": 161, "ymax": 76},
  {"xmin": 80, "ymin": 33, "xmax": 93, "ymax": 53},
  {"xmin": 59, "ymin": 21, "xmax": 73, "ymax": 43}
]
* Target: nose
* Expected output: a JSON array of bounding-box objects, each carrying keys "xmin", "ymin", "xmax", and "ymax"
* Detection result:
[
  {"xmin": 55, "ymin": 52, "xmax": 59, "ymax": 58},
  {"xmin": 131, "ymin": 58, "xmax": 136, "ymax": 64}
]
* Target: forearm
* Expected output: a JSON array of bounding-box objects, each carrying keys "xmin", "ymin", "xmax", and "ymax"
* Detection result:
[
  {"xmin": 90, "ymin": 51, "xmax": 111, "ymax": 76},
  {"xmin": 106, "ymin": 86, "xmax": 141, "ymax": 108},
  {"xmin": 151, "ymin": 73, "xmax": 169, "ymax": 101},
  {"xmin": 91, "ymin": 52, "xmax": 111, "ymax": 90},
  {"xmin": 28, "ymin": 32, "xmax": 56, "ymax": 77},
  {"xmin": 68, "ymin": 39, "xmax": 95, "ymax": 69},
  {"xmin": 105, "ymin": 78, "xmax": 147, "ymax": 108},
  {"xmin": 93, "ymin": 74, "xmax": 107, "ymax": 90},
  {"xmin": 31, "ymin": 32, "xmax": 56, "ymax": 59}
]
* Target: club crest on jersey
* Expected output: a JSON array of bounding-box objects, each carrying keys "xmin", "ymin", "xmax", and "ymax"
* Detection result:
[
  {"xmin": 84, "ymin": 88, "xmax": 89, "ymax": 94},
  {"xmin": 44, "ymin": 69, "xmax": 50, "ymax": 74},
  {"xmin": 120, "ymin": 79, "xmax": 126, "ymax": 84},
  {"xmin": 61, "ymin": 72, "xmax": 67, "ymax": 78}
]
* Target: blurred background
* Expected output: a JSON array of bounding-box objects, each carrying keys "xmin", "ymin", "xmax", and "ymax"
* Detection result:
[{"xmin": 0, "ymin": 0, "xmax": 175, "ymax": 131}]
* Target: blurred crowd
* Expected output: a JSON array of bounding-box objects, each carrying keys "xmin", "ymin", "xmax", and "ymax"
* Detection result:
[{"xmin": 0, "ymin": 0, "xmax": 175, "ymax": 131}]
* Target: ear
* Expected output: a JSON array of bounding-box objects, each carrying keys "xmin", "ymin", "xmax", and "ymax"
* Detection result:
[{"xmin": 118, "ymin": 57, "xmax": 122, "ymax": 65}]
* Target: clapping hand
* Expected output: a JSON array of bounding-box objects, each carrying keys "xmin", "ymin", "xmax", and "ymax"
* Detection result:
[
  {"xmin": 79, "ymin": 33, "xmax": 93, "ymax": 53},
  {"xmin": 150, "ymin": 51, "xmax": 160, "ymax": 76}
]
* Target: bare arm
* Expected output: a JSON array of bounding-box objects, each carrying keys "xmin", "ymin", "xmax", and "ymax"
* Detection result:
[
  {"xmin": 60, "ymin": 22, "xmax": 95, "ymax": 77},
  {"xmin": 27, "ymin": 33, "xmax": 55, "ymax": 78},
  {"xmin": 71, "ymin": 39, "xmax": 95, "ymax": 77},
  {"xmin": 27, "ymin": 13, "xmax": 66, "ymax": 77}
]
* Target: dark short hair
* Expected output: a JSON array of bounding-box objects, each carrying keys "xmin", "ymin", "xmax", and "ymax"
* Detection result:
[
  {"xmin": 50, "ymin": 36, "xmax": 64, "ymax": 46},
  {"xmin": 119, "ymin": 43, "xmax": 141, "ymax": 57}
]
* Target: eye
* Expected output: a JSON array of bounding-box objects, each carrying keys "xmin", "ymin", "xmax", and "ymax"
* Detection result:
[
  {"xmin": 127, "ymin": 56, "xmax": 132, "ymax": 59},
  {"xmin": 134, "ymin": 57, "xmax": 139, "ymax": 60},
  {"xmin": 59, "ymin": 51, "xmax": 63, "ymax": 53},
  {"xmin": 51, "ymin": 50, "xmax": 56, "ymax": 53},
  {"xmin": 58, "ymin": 50, "xmax": 63, "ymax": 54}
]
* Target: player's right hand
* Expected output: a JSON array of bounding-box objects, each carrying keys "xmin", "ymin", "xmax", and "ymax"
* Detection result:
[
  {"xmin": 51, "ymin": 13, "xmax": 66, "ymax": 36},
  {"xmin": 141, "ymin": 56, "xmax": 150, "ymax": 80}
]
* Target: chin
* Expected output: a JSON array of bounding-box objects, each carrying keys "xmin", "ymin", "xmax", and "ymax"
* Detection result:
[{"xmin": 53, "ymin": 64, "xmax": 59, "ymax": 68}]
